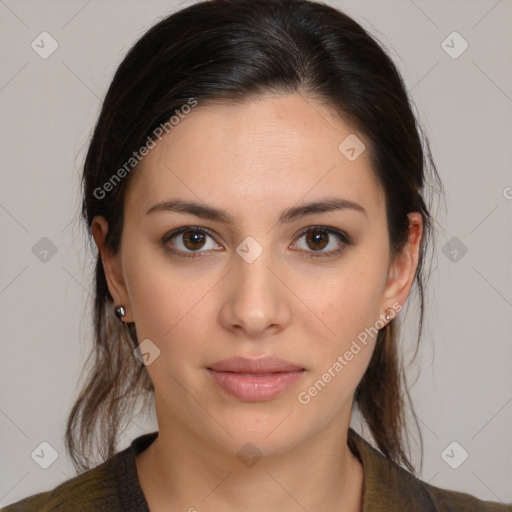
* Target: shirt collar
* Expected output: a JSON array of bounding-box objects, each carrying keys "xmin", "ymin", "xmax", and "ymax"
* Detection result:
[{"xmin": 347, "ymin": 427, "xmax": 434, "ymax": 511}]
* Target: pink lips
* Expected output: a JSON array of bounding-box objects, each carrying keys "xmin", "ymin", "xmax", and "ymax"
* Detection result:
[{"xmin": 207, "ymin": 357, "xmax": 305, "ymax": 401}]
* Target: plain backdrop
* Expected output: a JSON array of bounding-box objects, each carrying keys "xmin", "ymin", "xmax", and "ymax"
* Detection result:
[{"xmin": 1, "ymin": 0, "xmax": 511, "ymax": 507}]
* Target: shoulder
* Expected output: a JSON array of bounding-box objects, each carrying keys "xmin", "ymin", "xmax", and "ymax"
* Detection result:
[
  {"xmin": 347, "ymin": 428, "xmax": 512, "ymax": 512},
  {"xmin": 1, "ymin": 432, "xmax": 157, "ymax": 512},
  {"xmin": 1, "ymin": 453, "xmax": 123, "ymax": 512},
  {"xmin": 423, "ymin": 482, "xmax": 512, "ymax": 512},
  {"xmin": 1, "ymin": 458, "xmax": 116, "ymax": 511}
]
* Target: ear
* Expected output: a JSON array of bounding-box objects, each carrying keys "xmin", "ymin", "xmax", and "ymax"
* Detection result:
[
  {"xmin": 91, "ymin": 216, "xmax": 134, "ymax": 322},
  {"xmin": 380, "ymin": 212, "xmax": 423, "ymax": 313}
]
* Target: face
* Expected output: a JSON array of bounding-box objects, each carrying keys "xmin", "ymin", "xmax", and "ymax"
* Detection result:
[{"xmin": 94, "ymin": 93, "xmax": 421, "ymax": 457}]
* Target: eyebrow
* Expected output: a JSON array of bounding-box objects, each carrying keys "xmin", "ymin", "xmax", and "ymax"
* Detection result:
[{"xmin": 146, "ymin": 196, "xmax": 367, "ymax": 224}]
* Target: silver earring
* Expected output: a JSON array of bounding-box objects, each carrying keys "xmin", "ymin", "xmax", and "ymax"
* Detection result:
[
  {"xmin": 115, "ymin": 305, "xmax": 126, "ymax": 320},
  {"xmin": 385, "ymin": 309, "xmax": 393, "ymax": 322}
]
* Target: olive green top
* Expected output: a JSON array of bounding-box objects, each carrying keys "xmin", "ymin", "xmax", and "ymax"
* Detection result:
[{"xmin": 2, "ymin": 428, "xmax": 510, "ymax": 511}]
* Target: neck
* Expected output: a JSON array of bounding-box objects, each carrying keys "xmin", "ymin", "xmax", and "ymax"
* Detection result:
[{"xmin": 136, "ymin": 402, "xmax": 364, "ymax": 512}]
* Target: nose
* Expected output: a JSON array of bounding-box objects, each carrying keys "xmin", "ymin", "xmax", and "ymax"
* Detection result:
[{"xmin": 218, "ymin": 243, "xmax": 291, "ymax": 339}]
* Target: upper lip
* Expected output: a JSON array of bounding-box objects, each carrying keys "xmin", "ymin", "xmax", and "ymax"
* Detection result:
[{"xmin": 207, "ymin": 357, "xmax": 304, "ymax": 373}]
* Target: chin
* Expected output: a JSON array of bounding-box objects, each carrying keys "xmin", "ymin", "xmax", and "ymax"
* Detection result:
[{"xmin": 196, "ymin": 404, "xmax": 319, "ymax": 459}]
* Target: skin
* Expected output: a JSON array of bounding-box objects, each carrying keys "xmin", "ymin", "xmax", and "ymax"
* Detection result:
[{"xmin": 92, "ymin": 93, "xmax": 422, "ymax": 511}]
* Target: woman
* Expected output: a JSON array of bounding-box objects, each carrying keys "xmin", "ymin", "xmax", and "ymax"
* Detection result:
[{"xmin": 2, "ymin": 0, "xmax": 510, "ymax": 510}]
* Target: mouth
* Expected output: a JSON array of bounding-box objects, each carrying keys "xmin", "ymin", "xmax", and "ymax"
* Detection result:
[{"xmin": 206, "ymin": 356, "xmax": 306, "ymax": 401}]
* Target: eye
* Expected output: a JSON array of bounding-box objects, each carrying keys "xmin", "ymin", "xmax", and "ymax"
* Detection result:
[
  {"xmin": 162, "ymin": 225, "xmax": 351, "ymax": 260},
  {"xmin": 162, "ymin": 226, "xmax": 222, "ymax": 258},
  {"xmin": 291, "ymin": 226, "xmax": 351, "ymax": 258}
]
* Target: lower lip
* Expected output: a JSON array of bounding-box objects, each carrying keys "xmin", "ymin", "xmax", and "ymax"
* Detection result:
[{"xmin": 207, "ymin": 369, "xmax": 305, "ymax": 401}]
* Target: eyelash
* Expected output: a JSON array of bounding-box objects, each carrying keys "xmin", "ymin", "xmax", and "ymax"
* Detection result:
[{"xmin": 161, "ymin": 225, "xmax": 352, "ymax": 259}]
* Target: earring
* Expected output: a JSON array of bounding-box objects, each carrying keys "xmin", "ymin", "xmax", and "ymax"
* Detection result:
[
  {"xmin": 115, "ymin": 305, "xmax": 126, "ymax": 320},
  {"xmin": 385, "ymin": 308, "xmax": 393, "ymax": 322}
]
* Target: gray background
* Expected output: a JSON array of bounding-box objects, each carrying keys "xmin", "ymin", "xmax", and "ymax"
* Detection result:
[{"xmin": 1, "ymin": 0, "xmax": 511, "ymax": 507}]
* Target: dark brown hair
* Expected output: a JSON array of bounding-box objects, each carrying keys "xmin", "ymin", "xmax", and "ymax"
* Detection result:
[{"xmin": 66, "ymin": 0, "xmax": 442, "ymax": 473}]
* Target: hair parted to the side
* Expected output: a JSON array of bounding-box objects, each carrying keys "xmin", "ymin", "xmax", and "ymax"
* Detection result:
[{"xmin": 66, "ymin": 0, "xmax": 443, "ymax": 473}]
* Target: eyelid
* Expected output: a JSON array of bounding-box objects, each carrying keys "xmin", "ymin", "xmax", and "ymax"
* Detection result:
[
  {"xmin": 294, "ymin": 225, "xmax": 351, "ymax": 245},
  {"xmin": 162, "ymin": 225, "xmax": 215, "ymax": 243}
]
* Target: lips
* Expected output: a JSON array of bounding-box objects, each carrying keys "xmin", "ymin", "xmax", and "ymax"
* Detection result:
[
  {"xmin": 208, "ymin": 356, "xmax": 304, "ymax": 373},
  {"xmin": 206, "ymin": 357, "xmax": 305, "ymax": 401}
]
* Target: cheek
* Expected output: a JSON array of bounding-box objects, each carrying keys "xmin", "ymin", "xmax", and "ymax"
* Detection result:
[
  {"xmin": 302, "ymin": 252, "xmax": 388, "ymax": 341},
  {"xmin": 294, "ymin": 264, "xmax": 387, "ymax": 413},
  {"xmin": 123, "ymin": 247, "xmax": 198, "ymax": 340},
  {"xmin": 294, "ymin": 246, "xmax": 389, "ymax": 396}
]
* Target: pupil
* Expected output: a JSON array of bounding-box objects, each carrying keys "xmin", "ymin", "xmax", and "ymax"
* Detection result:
[
  {"xmin": 307, "ymin": 230, "xmax": 328, "ymax": 250},
  {"xmin": 184, "ymin": 231, "xmax": 205, "ymax": 250}
]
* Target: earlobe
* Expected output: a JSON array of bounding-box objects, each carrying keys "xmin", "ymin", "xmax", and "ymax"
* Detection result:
[
  {"xmin": 381, "ymin": 212, "xmax": 423, "ymax": 311},
  {"xmin": 91, "ymin": 216, "xmax": 133, "ymax": 322}
]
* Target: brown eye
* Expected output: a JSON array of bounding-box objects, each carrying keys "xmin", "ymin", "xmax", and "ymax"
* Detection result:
[
  {"xmin": 163, "ymin": 226, "xmax": 222, "ymax": 257},
  {"xmin": 292, "ymin": 226, "xmax": 351, "ymax": 258},
  {"xmin": 305, "ymin": 230, "xmax": 329, "ymax": 251},
  {"xmin": 182, "ymin": 230, "xmax": 207, "ymax": 250}
]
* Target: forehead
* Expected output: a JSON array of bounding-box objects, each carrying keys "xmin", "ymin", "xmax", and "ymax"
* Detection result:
[{"xmin": 124, "ymin": 93, "xmax": 385, "ymax": 220}]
